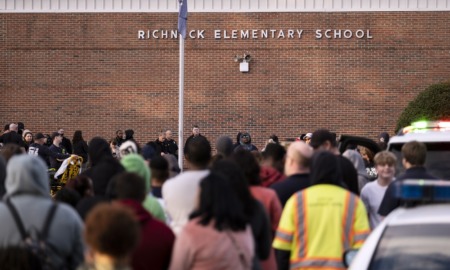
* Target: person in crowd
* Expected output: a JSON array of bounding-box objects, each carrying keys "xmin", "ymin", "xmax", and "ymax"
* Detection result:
[
  {"xmin": 28, "ymin": 132, "xmax": 66, "ymax": 167},
  {"xmin": 114, "ymin": 130, "xmax": 125, "ymax": 147},
  {"xmin": 378, "ymin": 141, "xmax": 437, "ymax": 217},
  {"xmin": 361, "ymin": 151, "xmax": 397, "ymax": 229},
  {"xmin": 215, "ymin": 135, "xmax": 234, "ymax": 159},
  {"xmin": 120, "ymin": 153, "xmax": 166, "ymax": 222},
  {"xmin": 0, "ymin": 123, "xmax": 26, "ymax": 151},
  {"xmin": 310, "ymin": 129, "xmax": 360, "ymax": 195},
  {"xmin": 66, "ymin": 174, "xmax": 95, "ymax": 199},
  {"xmin": 2, "ymin": 124, "xmax": 9, "ymax": 134},
  {"xmin": 149, "ymin": 156, "xmax": 171, "ymax": 223},
  {"xmin": 169, "ymin": 172, "xmax": 254, "ymax": 270},
  {"xmin": 273, "ymin": 151, "xmax": 370, "ymax": 270},
  {"xmin": 119, "ymin": 140, "xmax": 139, "ymax": 158},
  {"xmin": 80, "ymin": 203, "xmax": 140, "ymax": 270},
  {"xmin": 184, "ymin": 125, "xmax": 207, "ymax": 155},
  {"xmin": 270, "ymin": 141, "xmax": 313, "ymax": 206},
  {"xmin": 54, "ymin": 187, "xmax": 81, "ymax": 208},
  {"xmin": 211, "ymin": 160, "xmax": 271, "ymax": 270},
  {"xmin": 0, "ymin": 143, "xmax": 24, "ymax": 162},
  {"xmin": 233, "ymin": 132, "xmax": 242, "ymax": 150},
  {"xmin": 163, "ymin": 154, "xmax": 181, "ymax": 179},
  {"xmin": 163, "ymin": 129, "xmax": 179, "ymax": 159},
  {"xmin": 58, "ymin": 128, "xmax": 73, "ymax": 154},
  {"xmin": 343, "ymin": 149, "xmax": 371, "ymax": 192},
  {"xmin": 22, "ymin": 131, "xmax": 33, "ymax": 152},
  {"xmin": 109, "ymin": 138, "xmax": 121, "ymax": 159},
  {"xmin": 261, "ymin": 134, "xmax": 279, "ymax": 151},
  {"xmin": 141, "ymin": 144, "xmax": 156, "ymax": 164},
  {"xmin": 163, "ymin": 136, "xmax": 211, "ymax": 234},
  {"xmin": 17, "ymin": 122, "xmax": 25, "ymax": 136},
  {"xmin": 231, "ymin": 150, "xmax": 282, "ymax": 236},
  {"xmin": 48, "ymin": 132, "xmax": 71, "ymax": 170},
  {"xmin": 259, "ymin": 143, "xmax": 286, "ymax": 187},
  {"xmin": 81, "ymin": 137, "xmax": 124, "ymax": 196},
  {"xmin": 359, "ymin": 146, "xmax": 378, "ymax": 181},
  {"xmin": 234, "ymin": 132, "xmax": 258, "ymax": 152},
  {"xmin": 72, "ymin": 130, "xmax": 89, "ymax": 170},
  {"xmin": 115, "ymin": 172, "xmax": 175, "ymax": 270},
  {"xmin": 378, "ymin": 132, "xmax": 390, "ymax": 150},
  {"xmin": 155, "ymin": 131, "xmax": 167, "ymax": 155},
  {"xmin": 0, "ymin": 155, "xmax": 84, "ymax": 269},
  {"xmin": 150, "ymin": 156, "xmax": 170, "ymax": 199},
  {"xmin": 0, "ymin": 156, "xmax": 6, "ymax": 197},
  {"xmin": 303, "ymin": 133, "xmax": 312, "ymax": 144},
  {"xmin": 124, "ymin": 129, "xmax": 136, "ymax": 143}
]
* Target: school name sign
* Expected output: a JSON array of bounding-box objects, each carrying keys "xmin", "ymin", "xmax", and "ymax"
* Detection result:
[{"xmin": 138, "ymin": 29, "xmax": 373, "ymax": 40}]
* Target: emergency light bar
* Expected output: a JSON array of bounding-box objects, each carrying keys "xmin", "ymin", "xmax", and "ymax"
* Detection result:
[
  {"xmin": 396, "ymin": 179, "xmax": 450, "ymax": 202},
  {"xmin": 401, "ymin": 120, "xmax": 450, "ymax": 134}
]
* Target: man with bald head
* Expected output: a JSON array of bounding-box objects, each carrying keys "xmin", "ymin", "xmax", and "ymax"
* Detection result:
[
  {"xmin": 0, "ymin": 123, "xmax": 26, "ymax": 151},
  {"xmin": 270, "ymin": 141, "xmax": 313, "ymax": 206}
]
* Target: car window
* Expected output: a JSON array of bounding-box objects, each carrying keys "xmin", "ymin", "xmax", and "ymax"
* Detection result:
[
  {"xmin": 389, "ymin": 143, "xmax": 450, "ymax": 180},
  {"xmin": 369, "ymin": 224, "xmax": 450, "ymax": 270}
]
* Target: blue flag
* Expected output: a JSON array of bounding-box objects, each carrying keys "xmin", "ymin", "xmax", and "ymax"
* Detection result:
[{"xmin": 178, "ymin": 0, "xmax": 188, "ymax": 39}]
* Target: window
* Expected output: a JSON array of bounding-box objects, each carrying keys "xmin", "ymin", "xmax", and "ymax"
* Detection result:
[{"xmin": 370, "ymin": 224, "xmax": 450, "ymax": 270}]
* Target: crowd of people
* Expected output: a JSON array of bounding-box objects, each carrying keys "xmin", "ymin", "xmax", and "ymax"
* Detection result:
[{"xmin": 0, "ymin": 122, "xmax": 437, "ymax": 270}]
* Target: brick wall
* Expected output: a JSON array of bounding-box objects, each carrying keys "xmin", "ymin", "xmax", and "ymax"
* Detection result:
[{"xmin": 1, "ymin": 12, "xmax": 449, "ymax": 150}]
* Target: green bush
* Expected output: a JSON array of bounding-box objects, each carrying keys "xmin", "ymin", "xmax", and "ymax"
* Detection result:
[{"xmin": 396, "ymin": 81, "xmax": 450, "ymax": 132}]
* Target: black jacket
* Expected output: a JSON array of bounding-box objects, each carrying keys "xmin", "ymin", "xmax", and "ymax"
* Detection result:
[
  {"xmin": 73, "ymin": 141, "xmax": 89, "ymax": 164},
  {"xmin": 81, "ymin": 137, "xmax": 124, "ymax": 196}
]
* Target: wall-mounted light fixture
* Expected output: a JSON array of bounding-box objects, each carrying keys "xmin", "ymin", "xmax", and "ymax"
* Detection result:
[{"xmin": 234, "ymin": 52, "xmax": 252, "ymax": 73}]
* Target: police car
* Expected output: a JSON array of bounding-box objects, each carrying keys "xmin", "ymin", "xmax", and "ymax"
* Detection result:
[
  {"xmin": 345, "ymin": 180, "xmax": 450, "ymax": 270},
  {"xmin": 388, "ymin": 120, "xmax": 450, "ymax": 180},
  {"xmin": 338, "ymin": 120, "xmax": 450, "ymax": 180}
]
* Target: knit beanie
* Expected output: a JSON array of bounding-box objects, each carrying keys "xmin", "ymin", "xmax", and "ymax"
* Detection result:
[{"xmin": 120, "ymin": 154, "xmax": 151, "ymax": 192}]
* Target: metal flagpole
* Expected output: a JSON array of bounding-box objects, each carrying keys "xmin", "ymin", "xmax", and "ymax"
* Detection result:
[
  {"xmin": 178, "ymin": 37, "xmax": 184, "ymax": 171},
  {"xmin": 178, "ymin": 0, "xmax": 187, "ymax": 171}
]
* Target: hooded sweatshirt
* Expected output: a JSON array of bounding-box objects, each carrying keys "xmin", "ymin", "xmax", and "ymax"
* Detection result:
[
  {"xmin": 235, "ymin": 133, "xmax": 258, "ymax": 152},
  {"xmin": 82, "ymin": 137, "xmax": 125, "ymax": 196},
  {"xmin": 120, "ymin": 154, "xmax": 166, "ymax": 222},
  {"xmin": 0, "ymin": 155, "xmax": 84, "ymax": 269},
  {"xmin": 343, "ymin": 149, "xmax": 370, "ymax": 192},
  {"xmin": 118, "ymin": 199, "xmax": 175, "ymax": 270}
]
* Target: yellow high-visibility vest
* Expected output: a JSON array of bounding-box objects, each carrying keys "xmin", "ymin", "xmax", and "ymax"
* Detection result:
[{"xmin": 273, "ymin": 184, "xmax": 370, "ymax": 270}]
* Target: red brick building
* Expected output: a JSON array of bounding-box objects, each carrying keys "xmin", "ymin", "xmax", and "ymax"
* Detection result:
[{"xmin": 1, "ymin": 0, "xmax": 450, "ymax": 149}]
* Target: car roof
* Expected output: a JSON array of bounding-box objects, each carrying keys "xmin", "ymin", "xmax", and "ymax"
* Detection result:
[
  {"xmin": 387, "ymin": 204, "xmax": 450, "ymax": 226},
  {"xmin": 389, "ymin": 131, "xmax": 450, "ymax": 144}
]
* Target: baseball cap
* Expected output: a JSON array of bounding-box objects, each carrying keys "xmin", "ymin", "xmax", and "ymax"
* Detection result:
[
  {"xmin": 35, "ymin": 133, "xmax": 46, "ymax": 140},
  {"xmin": 304, "ymin": 133, "xmax": 313, "ymax": 139},
  {"xmin": 310, "ymin": 129, "xmax": 336, "ymax": 149}
]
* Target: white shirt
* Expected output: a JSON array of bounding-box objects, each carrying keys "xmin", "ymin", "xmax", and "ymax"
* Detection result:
[
  {"xmin": 360, "ymin": 179, "xmax": 391, "ymax": 229},
  {"xmin": 162, "ymin": 170, "xmax": 210, "ymax": 235}
]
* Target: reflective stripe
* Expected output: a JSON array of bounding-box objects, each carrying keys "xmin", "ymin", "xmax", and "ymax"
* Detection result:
[
  {"xmin": 296, "ymin": 192, "xmax": 307, "ymax": 258},
  {"xmin": 354, "ymin": 231, "xmax": 370, "ymax": 242},
  {"xmin": 290, "ymin": 258, "xmax": 345, "ymax": 269},
  {"xmin": 342, "ymin": 193, "xmax": 357, "ymax": 250},
  {"xmin": 275, "ymin": 230, "xmax": 293, "ymax": 243}
]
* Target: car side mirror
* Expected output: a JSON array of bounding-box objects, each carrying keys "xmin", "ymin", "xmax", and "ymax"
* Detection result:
[{"xmin": 343, "ymin": 249, "xmax": 359, "ymax": 268}]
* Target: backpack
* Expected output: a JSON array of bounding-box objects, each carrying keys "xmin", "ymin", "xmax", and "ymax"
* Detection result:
[{"xmin": 5, "ymin": 198, "xmax": 58, "ymax": 270}]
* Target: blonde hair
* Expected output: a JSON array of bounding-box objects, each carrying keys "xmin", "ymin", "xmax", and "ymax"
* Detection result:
[{"xmin": 374, "ymin": 151, "xmax": 397, "ymax": 166}]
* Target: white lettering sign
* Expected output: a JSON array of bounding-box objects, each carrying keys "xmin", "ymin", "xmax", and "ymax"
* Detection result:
[{"xmin": 138, "ymin": 29, "xmax": 372, "ymax": 40}]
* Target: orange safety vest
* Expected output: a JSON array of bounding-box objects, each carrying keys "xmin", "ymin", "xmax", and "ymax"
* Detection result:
[{"xmin": 273, "ymin": 184, "xmax": 370, "ymax": 270}]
